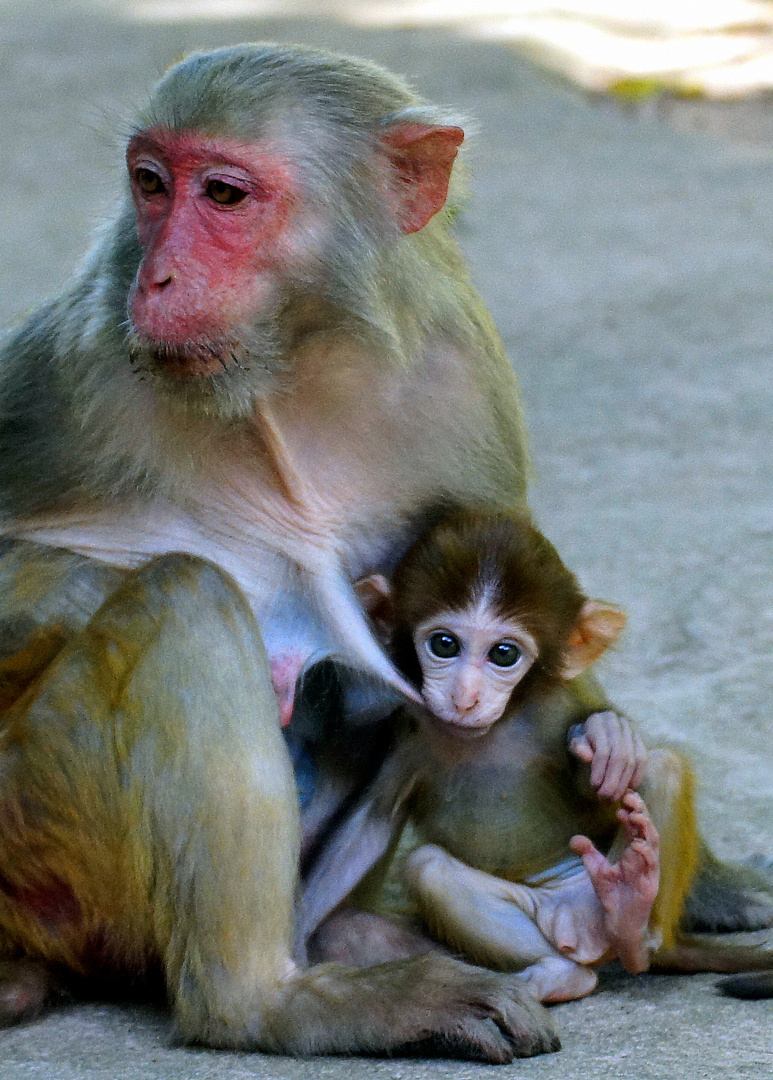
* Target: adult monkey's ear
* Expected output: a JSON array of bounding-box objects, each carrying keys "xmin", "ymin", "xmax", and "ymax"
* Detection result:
[
  {"xmin": 380, "ymin": 124, "xmax": 465, "ymax": 234},
  {"xmin": 354, "ymin": 573, "xmax": 394, "ymax": 643},
  {"xmin": 561, "ymin": 601, "xmax": 627, "ymax": 680}
]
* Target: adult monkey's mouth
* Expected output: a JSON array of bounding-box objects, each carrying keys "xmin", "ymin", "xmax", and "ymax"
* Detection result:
[{"xmin": 129, "ymin": 337, "xmax": 247, "ymax": 379}]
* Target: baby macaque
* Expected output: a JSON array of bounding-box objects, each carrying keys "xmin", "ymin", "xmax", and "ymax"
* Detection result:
[{"xmin": 297, "ymin": 509, "xmax": 661, "ymax": 1003}]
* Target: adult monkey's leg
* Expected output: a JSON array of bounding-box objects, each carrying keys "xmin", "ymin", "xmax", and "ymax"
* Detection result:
[
  {"xmin": 0, "ymin": 553, "xmax": 298, "ymax": 1043},
  {"xmin": 0, "ymin": 540, "xmax": 128, "ymax": 1024},
  {"xmin": 0, "ymin": 553, "xmax": 557, "ymax": 1059}
]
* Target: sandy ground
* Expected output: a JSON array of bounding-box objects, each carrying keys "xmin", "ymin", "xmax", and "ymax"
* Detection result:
[{"xmin": 1, "ymin": 0, "xmax": 773, "ymax": 1076}]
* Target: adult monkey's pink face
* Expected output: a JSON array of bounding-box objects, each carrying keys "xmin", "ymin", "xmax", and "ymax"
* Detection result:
[
  {"xmin": 126, "ymin": 122, "xmax": 463, "ymax": 383},
  {"xmin": 126, "ymin": 129, "xmax": 296, "ymax": 378}
]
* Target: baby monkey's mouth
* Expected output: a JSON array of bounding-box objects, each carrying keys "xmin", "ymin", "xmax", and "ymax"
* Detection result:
[{"xmin": 422, "ymin": 710, "xmax": 494, "ymax": 739}]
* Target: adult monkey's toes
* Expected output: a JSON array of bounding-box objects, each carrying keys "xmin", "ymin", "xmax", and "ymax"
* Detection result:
[
  {"xmin": 246, "ymin": 953, "xmax": 560, "ymax": 1060},
  {"xmin": 401, "ymin": 968, "xmax": 561, "ymax": 1063},
  {"xmin": 481, "ymin": 974, "xmax": 562, "ymax": 1060}
]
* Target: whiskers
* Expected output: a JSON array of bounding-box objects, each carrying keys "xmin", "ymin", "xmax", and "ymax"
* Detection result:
[{"xmin": 124, "ymin": 326, "xmax": 284, "ymax": 420}]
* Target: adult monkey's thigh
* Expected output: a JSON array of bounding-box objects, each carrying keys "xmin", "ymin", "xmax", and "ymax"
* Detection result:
[{"xmin": 0, "ymin": 552, "xmax": 298, "ymax": 1044}]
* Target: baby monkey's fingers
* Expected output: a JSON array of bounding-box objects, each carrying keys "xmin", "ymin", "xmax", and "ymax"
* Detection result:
[{"xmin": 570, "ymin": 712, "xmax": 645, "ymax": 801}]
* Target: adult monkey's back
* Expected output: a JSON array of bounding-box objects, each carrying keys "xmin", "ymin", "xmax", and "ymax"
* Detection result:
[{"xmin": 0, "ymin": 44, "xmax": 556, "ymax": 1059}]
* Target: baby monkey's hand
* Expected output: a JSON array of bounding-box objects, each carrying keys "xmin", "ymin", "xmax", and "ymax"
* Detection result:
[{"xmin": 569, "ymin": 711, "xmax": 647, "ymax": 801}]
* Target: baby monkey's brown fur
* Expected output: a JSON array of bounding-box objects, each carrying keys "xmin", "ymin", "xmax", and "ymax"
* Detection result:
[{"xmin": 299, "ymin": 509, "xmax": 773, "ymax": 997}]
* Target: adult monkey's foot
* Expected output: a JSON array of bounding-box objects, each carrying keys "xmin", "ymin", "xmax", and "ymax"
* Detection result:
[{"xmin": 252, "ymin": 955, "xmax": 561, "ymax": 1061}]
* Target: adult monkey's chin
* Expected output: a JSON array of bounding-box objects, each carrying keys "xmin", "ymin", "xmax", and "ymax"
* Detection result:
[
  {"xmin": 127, "ymin": 332, "xmax": 283, "ymax": 419},
  {"xmin": 129, "ymin": 334, "xmax": 254, "ymax": 378}
]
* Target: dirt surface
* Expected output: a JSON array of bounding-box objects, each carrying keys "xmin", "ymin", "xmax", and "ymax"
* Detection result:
[{"xmin": 1, "ymin": 1, "xmax": 773, "ymax": 1076}]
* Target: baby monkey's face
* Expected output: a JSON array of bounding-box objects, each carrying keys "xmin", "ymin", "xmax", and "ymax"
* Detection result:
[{"xmin": 413, "ymin": 596, "xmax": 538, "ymax": 734}]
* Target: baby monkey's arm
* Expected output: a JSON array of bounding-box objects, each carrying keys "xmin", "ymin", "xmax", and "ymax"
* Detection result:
[{"xmin": 294, "ymin": 739, "xmax": 418, "ymax": 960}]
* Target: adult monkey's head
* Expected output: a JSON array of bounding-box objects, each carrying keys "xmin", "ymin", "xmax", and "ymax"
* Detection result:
[{"xmin": 122, "ymin": 44, "xmax": 465, "ymax": 418}]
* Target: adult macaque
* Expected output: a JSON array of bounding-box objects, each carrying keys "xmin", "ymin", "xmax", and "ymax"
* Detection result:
[
  {"xmin": 299, "ymin": 510, "xmax": 773, "ymax": 991},
  {"xmin": 0, "ymin": 44, "xmax": 562, "ymax": 1059},
  {"xmin": 0, "ymin": 43, "xmax": 768, "ymax": 1058}
]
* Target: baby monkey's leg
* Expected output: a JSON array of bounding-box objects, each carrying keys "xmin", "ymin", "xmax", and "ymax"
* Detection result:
[
  {"xmin": 404, "ymin": 847, "xmax": 598, "ymax": 1002},
  {"xmin": 518, "ymin": 957, "xmax": 598, "ymax": 1004},
  {"xmin": 570, "ymin": 791, "xmax": 661, "ymax": 973},
  {"xmin": 405, "ymin": 794, "xmax": 659, "ymax": 980}
]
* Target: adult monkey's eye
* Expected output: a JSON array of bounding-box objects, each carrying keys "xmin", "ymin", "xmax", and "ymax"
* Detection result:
[
  {"xmin": 488, "ymin": 641, "xmax": 522, "ymax": 668},
  {"xmin": 205, "ymin": 179, "xmax": 248, "ymax": 206},
  {"xmin": 135, "ymin": 168, "xmax": 165, "ymax": 195},
  {"xmin": 428, "ymin": 632, "xmax": 461, "ymax": 659}
]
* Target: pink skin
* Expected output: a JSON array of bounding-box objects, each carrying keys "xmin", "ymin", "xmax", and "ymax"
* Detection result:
[
  {"xmin": 380, "ymin": 123, "xmax": 464, "ymax": 234},
  {"xmin": 270, "ymin": 653, "xmax": 307, "ymax": 728},
  {"xmin": 126, "ymin": 125, "xmax": 463, "ymax": 368},
  {"xmin": 570, "ymin": 791, "xmax": 660, "ymax": 973},
  {"xmin": 126, "ymin": 129, "xmax": 295, "ymax": 367}
]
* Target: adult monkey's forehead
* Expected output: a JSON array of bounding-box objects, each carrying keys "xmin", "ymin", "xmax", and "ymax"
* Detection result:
[{"xmin": 136, "ymin": 43, "xmax": 455, "ymax": 142}]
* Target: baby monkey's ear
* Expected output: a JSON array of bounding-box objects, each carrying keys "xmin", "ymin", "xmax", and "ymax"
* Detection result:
[
  {"xmin": 354, "ymin": 574, "xmax": 394, "ymax": 643},
  {"xmin": 561, "ymin": 600, "xmax": 627, "ymax": 679}
]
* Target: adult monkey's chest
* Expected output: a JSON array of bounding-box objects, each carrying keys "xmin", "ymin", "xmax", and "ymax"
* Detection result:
[
  {"xmin": 2, "ymin": 336, "xmax": 525, "ymax": 688},
  {"xmin": 0, "ymin": 393, "xmax": 424, "ymax": 679}
]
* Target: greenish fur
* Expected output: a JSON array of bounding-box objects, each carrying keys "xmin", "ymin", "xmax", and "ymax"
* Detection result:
[
  {"xmin": 0, "ymin": 45, "xmax": 558, "ymax": 1058},
  {"xmin": 0, "ymin": 45, "xmax": 526, "ymax": 519}
]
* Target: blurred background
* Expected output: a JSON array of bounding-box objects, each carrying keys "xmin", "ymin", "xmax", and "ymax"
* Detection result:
[{"xmin": 1, "ymin": 4, "xmax": 773, "ymax": 1075}]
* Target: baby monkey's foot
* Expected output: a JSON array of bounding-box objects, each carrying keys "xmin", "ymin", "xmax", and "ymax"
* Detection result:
[
  {"xmin": 519, "ymin": 956, "xmax": 598, "ymax": 1004},
  {"xmin": 570, "ymin": 790, "xmax": 660, "ymax": 973},
  {"xmin": 530, "ymin": 887, "xmax": 608, "ymax": 967}
]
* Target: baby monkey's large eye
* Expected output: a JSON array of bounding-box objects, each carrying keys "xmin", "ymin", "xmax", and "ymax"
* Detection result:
[
  {"xmin": 428, "ymin": 632, "xmax": 461, "ymax": 659},
  {"xmin": 488, "ymin": 641, "xmax": 521, "ymax": 668}
]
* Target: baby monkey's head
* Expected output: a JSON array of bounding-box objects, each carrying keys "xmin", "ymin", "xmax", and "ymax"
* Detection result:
[{"xmin": 358, "ymin": 509, "xmax": 625, "ymax": 734}]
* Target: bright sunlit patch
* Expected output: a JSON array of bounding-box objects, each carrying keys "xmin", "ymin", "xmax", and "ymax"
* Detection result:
[
  {"xmin": 125, "ymin": 0, "xmax": 306, "ymax": 20},
  {"xmin": 105, "ymin": 0, "xmax": 773, "ymax": 98}
]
